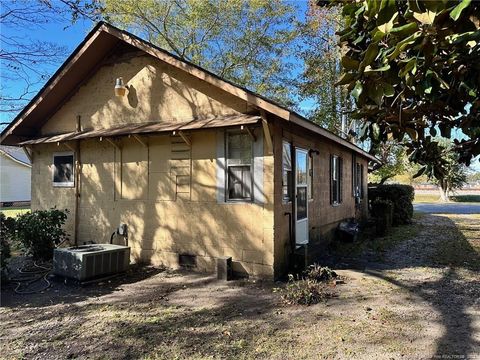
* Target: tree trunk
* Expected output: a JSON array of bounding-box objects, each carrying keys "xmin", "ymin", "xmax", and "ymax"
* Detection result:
[
  {"xmin": 379, "ymin": 176, "xmax": 392, "ymax": 185},
  {"xmin": 438, "ymin": 182, "xmax": 450, "ymax": 202}
]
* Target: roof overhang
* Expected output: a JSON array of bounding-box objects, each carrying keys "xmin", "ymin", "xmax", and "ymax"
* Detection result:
[
  {"xmin": 0, "ymin": 149, "xmax": 31, "ymax": 168},
  {"xmin": 18, "ymin": 114, "xmax": 260, "ymax": 145}
]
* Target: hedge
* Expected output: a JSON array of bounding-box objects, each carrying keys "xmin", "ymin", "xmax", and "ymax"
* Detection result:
[{"xmin": 368, "ymin": 184, "xmax": 414, "ymax": 225}]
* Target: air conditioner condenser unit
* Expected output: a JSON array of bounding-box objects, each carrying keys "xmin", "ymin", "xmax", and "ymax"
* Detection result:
[{"xmin": 53, "ymin": 244, "xmax": 130, "ymax": 281}]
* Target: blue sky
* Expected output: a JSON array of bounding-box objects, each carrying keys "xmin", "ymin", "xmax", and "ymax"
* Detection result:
[{"xmin": 0, "ymin": 12, "xmax": 94, "ymax": 123}]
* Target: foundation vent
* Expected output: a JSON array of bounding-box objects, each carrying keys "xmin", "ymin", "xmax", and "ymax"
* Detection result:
[{"xmin": 179, "ymin": 253, "xmax": 197, "ymax": 268}]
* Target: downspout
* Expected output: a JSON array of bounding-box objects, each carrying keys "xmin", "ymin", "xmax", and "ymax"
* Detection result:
[{"xmin": 73, "ymin": 115, "xmax": 82, "ymax": 246}]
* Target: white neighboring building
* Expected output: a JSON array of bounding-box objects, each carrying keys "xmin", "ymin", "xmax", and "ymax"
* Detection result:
[{"xmin": 0, "ymin": 146, "xmax": 31, "ymax": 203}]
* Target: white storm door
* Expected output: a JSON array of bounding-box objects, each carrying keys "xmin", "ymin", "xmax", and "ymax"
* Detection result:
[{"xmin": 295, "ymin": 148, "xmax": 309, "ymax": 245}]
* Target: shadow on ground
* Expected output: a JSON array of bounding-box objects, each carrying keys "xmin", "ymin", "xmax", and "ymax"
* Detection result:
[
  {"xmin": 1, "ymin": 268, "xmax": 284, "ymax": 359},
  {"xmin": 322, "ymin": 213, "xmax": 480, "ymax": 358},
  {"xmin": 1, "ymin": 213, "xmax": 479, "ymax": 359},
  {"xmin": 0, "ymin": 263, "xmax": 165, "ymax": 308}
]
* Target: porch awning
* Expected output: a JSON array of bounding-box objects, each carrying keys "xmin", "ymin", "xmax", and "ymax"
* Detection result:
[{"xmin": 19, "ymin": 114, "xmax": 260, "ymax": 145}]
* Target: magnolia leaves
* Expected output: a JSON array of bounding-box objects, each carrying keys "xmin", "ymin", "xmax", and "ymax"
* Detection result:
[
  {"xmin": 450, "ymin": 0, "xmax": 472, "ymax": 21},
  {"xmin": 359, "ymin": 43, "xmax": 379, "ymax": 71},
  {"xmin": 390, "ymin": 23, "xmax": 418, "ymax": 37},
  {"xmin": 331, "ymin": 0, "xmax": 480, "ymax": 167},
  {"xmin": 377, "ymin": 12, "xmax": 397, "ymax": 33},
  {"xmin": 412, "ymin": 10, "xmax": 436, "ymax": 25},
  {"xmin": 341, "ymin": 56, "xmax": 359, "ymax": 70},
  {"xmin": 351, "ymin": 81, "xmax": 363, "ymax": 101}
]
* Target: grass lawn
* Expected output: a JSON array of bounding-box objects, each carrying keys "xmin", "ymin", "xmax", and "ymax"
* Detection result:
[
  {"xmin": 414, "ymin": 193, "xmax": 441, "ymax": 203},
  {"xmin": 1, "ymin": 212, "xmax": 479, "ymax": 359},
  {"xmin": 0, "ymin": 207, "xmax": 30, "ymax": 218},
  {"xmin": 434, "ymin": 214, "xmax": 480, "ymax": 271},
  {"xmin": 414, "ymin": 193, "xmax": 480, "ymax": 203}
]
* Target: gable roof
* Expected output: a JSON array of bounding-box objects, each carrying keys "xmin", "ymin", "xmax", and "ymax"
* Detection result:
[
  {"xmin": 0, "ymin": 146, "xmax": 31, "ymax": 167},
  {"xmin": 0, "ymin": 21, "xmax": 378, "ymax": 163}
]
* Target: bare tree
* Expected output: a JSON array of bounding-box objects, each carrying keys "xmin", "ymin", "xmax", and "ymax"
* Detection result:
[{"xmin": 0, "ymin": 0, "xmax": 101, "ymax": 116}]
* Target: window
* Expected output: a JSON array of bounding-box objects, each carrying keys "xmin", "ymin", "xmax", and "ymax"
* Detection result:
[
  {"xmin": 330, "ymin": 154, "xmax": 342, "ymax": 205},
  {"xmin": 296, "ymin": 149, "xmax": 308, "ymax": 219},
  {"xmin": 359, "ymin": 163, "xmax": 364, "ymax": 199},
  {"xmin": 356, "ymin": 163, "xmax": 361, "ymax": 198},
  {"xmin": 282, "ymin": 141, "xmax": 292, "ymax": 202},
  {"xmin": 353, "ymin": 161, "xmax": 364, "ymax": 200},
  {"xmin": 53, "ymin": 152, "xmax": 74, "ymax": 187},
  {"xmin": 351, "ymin": 153, "xmax": 356, "ymax": 197},
  {"xmin": 226, "ymin": 132, "xmax": 253, "ymax": 201}
]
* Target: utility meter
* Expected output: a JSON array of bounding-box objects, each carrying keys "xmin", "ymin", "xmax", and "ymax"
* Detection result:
[
  {"xmin": 110, "ymin": 224, "xmax": 129, "ymax": 246},
  {"xmin": 117, "ymin": 223, "xmax": 128, "ymax": 236}
]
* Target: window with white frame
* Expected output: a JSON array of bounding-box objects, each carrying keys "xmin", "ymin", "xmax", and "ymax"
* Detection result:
[
  {"xmin": 353, "ymin": 161, "xmax": 364, "ymax": 200},
  {"xmin": 330, "ymin": 154, "xmax": 343, "ymax": 205},
  {"xmin": 282, "ymin": 141, "xmax": 292, "ymax": 202},
  {"xmin": 358, "ymin": 163, "xmax": 364, "ymax": 199},
  {"xmin": 53, "ymin": 152, "xmax": 75, "ymax": 187},
  {"xmin": 226, "ymin": 132, "xmax": 253, "ymax": 201}
]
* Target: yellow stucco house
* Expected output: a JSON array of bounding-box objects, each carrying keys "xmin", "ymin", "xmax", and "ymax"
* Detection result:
[{"xmin": 0, "ymin": 22, "xmax": 378, "ymax": 279}]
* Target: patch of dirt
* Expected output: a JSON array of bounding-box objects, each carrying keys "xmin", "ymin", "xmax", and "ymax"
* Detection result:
[{"xmin": 1, "ymin": 214, "xmax": 479, "ymax": 359}]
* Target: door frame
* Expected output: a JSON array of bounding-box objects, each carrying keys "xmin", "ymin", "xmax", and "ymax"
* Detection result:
[{"xmin": 294, "ymin": 147, "xmax": 309, "ymax": 245}]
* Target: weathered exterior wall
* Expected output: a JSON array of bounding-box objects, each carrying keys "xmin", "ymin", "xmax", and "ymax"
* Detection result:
[
  {"xmin": 31, "ymin": 144, "xmax": 77, "ymax": 237},
  {"xmin": 28, "ymin": 45, "xmax": 373, "ymax": 280},
  {"xmin": 40, "ymin": 49, "xmax": 247, "ymax": 135},
  {"xmin": 29, "ymin": 47, "xmax": 274, "ymax": 278},
  {"xmin": 0, "ymin": 155, "xmax": 31, "ymax": 202},
  {"xmin": 31, "ymin": 129, "xmax": 274, "ymax": 278},
  {"xmin": 273, "ymin": 120, "xmax": 369, "ymax": 276}
]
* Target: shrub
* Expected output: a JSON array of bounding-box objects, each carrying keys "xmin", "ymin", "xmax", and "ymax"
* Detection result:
[
  {"xmin": 369, "ymin": 185, "xmax": 414, "ymax": 225},
  {"xmin": 14, "ymin": 209, "xmax": 69, "ymax": 260},
  {"xmin": 304, "ymin": 264, "xmax": 337, "ymax": 283},
  {"xmin": 0, "ymin": 213, "xmax": 15, "ymax": 269},
  {"xmin": 372, "ymin": 199, "xmax": 393, "ymax": 236},
  {"xmin": 281, "ymin": 265, "xmax": 338, "ymax": 306},
  {"xmin": 282, "ymin": 275, "xmax": 334, "ymax": 306}
]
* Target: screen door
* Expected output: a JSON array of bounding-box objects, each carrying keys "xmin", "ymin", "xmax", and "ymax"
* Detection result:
[{"xmin": 295, "ymin": 148, "xmax": 309, "ymax": 245}]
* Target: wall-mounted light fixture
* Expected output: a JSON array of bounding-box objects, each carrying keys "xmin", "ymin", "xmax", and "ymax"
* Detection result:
[{"xmin": 114, "ymin": 77, "xmax": 128, "ymax": 97}]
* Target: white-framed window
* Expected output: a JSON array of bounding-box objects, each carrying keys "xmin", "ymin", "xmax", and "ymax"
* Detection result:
[
  {"xmin": 330, "ymin": 154, "xmax": 343, "ymax": 205},
  {"xmin": 353, "ymin": 160, "xmax": 364, "ymax": 200},
  {"xmin": 357, "ymin": 163, "xmax": 364, "ymax": 199},
  {"xmin": 53, "ymin": 152, "xmax": 75, "ymax": 187},
  {"xmin": 282, "ymin": 141, "xmax": 292, "ymax": 202},
  {"xmin": 226, "ymin": 132, "xmax": 253, "ymax": 201}
]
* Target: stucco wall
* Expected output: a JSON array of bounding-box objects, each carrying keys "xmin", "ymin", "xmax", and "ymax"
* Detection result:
[
  {"xmin": 31, "ymin": 130, "xmax": 274, "ymax": 278},
  {"xmin": 40, "ymin": 49, "xmax": 247, "ymax": 135},
  {"xmin": 0, "ymin": 155, "xmax": 31, "ymax": 202},
  {"xmin": 29, "ymin": 47, "xmax": 275, "ymax": 278},
  {"xmin": 273, "ymin": 120, "xmax": 369, "ymax": 276}
]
